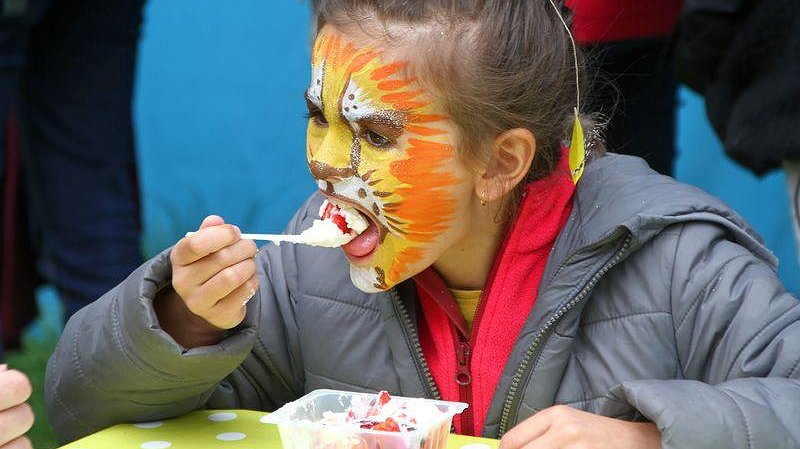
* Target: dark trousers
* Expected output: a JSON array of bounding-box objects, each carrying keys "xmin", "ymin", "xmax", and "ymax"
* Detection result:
[
  {"xmin": 584, "ymin": 38, "xmax": 678, "ymax": 176},
  {"xmin": 0, "ymin": 0, "xmax": 145, "ymax": 355}
]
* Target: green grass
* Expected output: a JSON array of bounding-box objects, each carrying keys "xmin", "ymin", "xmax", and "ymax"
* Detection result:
[{"xmin": 6, "ymin": 331, "xmax": 60, "ymax": 449}]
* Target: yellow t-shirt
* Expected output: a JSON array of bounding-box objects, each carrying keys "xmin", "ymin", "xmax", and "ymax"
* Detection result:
[{"xmin": 449, "ymin": 288, "xmax": 482, "ymax": 333}]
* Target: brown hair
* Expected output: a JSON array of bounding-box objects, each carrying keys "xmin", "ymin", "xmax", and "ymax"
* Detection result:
[{"xmin": 312, "ymin": 0, "xmax": 593, "ymax": 212}]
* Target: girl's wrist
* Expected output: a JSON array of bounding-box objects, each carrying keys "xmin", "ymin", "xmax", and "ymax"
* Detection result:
[{"xmin": 154, "ymin": 286, "xmax": 226, "ymax": 349}]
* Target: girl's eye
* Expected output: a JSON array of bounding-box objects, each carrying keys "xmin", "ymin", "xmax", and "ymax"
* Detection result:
[
  {"xmin": 364, "ymin": 129, "xmax": 392, "ymax": 148},
  {"xmin": 304, "ymin": 109, "xmax": 328, "ymax": 127}
]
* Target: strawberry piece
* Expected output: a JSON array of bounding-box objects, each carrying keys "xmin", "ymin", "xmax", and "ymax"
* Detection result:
[
  {"xmin": 377, "ymin": 390, "xmax": 391, "ymax": 406},
  {"xmin": 330, "ymin": 213, "xmax": 350, "ymax": 234},
  {"xmin": 372, "ymin": 417, "xmax": 401, "ymax": 432},
  {"xmin": 321, "ymin": 202, "xmax": 336, "ymax": 220},
  {"xmin": 321, "ymin": 202, "xmax": 352, "ymax": 234}
]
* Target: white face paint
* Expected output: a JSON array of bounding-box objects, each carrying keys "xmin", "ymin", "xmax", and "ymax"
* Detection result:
[
  {"xmin": 341, "ymin": 78, "xmax": 378, "ymax": 126},
  {"xmin": 308, "ymin": 60, "xmax": 325, "ymax": 109}
]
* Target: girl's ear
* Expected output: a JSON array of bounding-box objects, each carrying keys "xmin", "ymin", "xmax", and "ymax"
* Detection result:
[{"xmin": 475, "ymin": 128, "xmax": 536, "ymax": 203}]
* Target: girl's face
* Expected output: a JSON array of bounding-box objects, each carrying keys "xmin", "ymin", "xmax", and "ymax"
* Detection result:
[{"xmin": 306, "ymin": 25, "xmax": 477, "ymax": 293}]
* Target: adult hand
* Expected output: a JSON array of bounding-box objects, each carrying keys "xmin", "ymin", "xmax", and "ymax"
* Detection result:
[
  {"xmin": 0, "ymin": 365, "xmax": 34, "ymax": 449},
  {"xmin": 498, "ymin": 405, "xmax": 661, "ymax": 449},
  {"xmin": 156, "ymin": 215, "xmax": 258, "ymax": 348}
]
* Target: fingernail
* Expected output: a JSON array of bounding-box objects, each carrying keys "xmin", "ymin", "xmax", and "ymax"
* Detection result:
[
  {"xmin": 249, "ymin": 287, "xmax": 257, "ymax": 299},
  {"xmin": 234, "ymin": 225, "xmax": 241, "ymax": 235},
  {"xmin": 0, "ymin": 364, "xmax": 7, "ymax": 371}
]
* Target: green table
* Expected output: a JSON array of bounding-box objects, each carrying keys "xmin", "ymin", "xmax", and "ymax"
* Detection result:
[{"xmin": 59, "ymin": 410, "xmax": 499, "ymax": 449}]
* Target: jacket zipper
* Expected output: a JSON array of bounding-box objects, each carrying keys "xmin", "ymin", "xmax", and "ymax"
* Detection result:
[
  {"xmin": 457, "ymin": 283, "xmax": 493, "ymax": 436},
  {"xmin": 455, "ymin": 334, "xmax": 473, "ymax": 434},
  {"xmin": 497, "ymin": 233, "xmax": 634, "ymax": 436},
  {"xmin": 390, "ymin": 288, "xmax": 441, "ymax": 400},
  {"xmin": 454, "ymin": 235, "xmax": 505, "ymax": 436}
]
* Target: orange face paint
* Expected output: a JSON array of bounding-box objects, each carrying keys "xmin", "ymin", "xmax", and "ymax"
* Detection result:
[{"xmin": 305, "ymin": 28, "xmax": 472, "ymax": 292}]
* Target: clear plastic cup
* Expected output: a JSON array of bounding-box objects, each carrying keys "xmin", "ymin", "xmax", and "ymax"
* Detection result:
[{"xmin": 262, "ymin": 389, "xmax": 468, "ymax": 449}]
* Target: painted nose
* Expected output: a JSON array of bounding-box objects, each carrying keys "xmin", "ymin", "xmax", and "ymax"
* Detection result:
[
  {"xmin": 307, "ymin": 122, "xmax": 359, "ymax": 181},
  {"xmin": 308, "ymin": 160, "xmax": 356, "ymax": 181}
]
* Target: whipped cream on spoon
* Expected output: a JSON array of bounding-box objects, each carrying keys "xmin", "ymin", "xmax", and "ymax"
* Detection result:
[{"xmin": 185, "ymin": 200, "xmax": 369, "ymax": 248}]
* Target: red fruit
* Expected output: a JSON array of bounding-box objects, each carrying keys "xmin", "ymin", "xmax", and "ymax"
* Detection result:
[
  {"xmin": 321, "ymin": 202, "xmax": 352, "ymax": 234},
  {"xmin": 321, "ymin": 202, "xmax": 335, "ymax": 219},
  {"xmin": 331, "ymin": 214, "xmax": 350, "ymax": 234},
  {"xmin": 377, "ymin": 390, "xmax": 391, "ymax": 406},
  {"xmin": 372, "ymin": 417, "xmax": 400, "ymax": 432}
]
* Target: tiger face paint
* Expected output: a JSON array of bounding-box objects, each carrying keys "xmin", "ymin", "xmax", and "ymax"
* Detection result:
[{"xmin": 305, "ymin": 26, "xmax": 475, "ymax": 293}]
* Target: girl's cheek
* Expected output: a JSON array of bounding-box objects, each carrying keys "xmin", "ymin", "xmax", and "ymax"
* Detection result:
[{"xmin": 306, "ymin": 127, "xmax": 322, "ymax": 157}]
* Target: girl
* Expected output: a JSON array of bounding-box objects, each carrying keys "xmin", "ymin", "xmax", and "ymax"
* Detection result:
[{"xmin": 47, "ymin": 1, "xmax": 800, "ymax": 448}]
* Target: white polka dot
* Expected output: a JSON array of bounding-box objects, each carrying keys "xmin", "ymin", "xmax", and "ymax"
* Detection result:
[
  {"xmin": 259, "ymin": 415, "xmax": 270, "ymax": 424},
  {"xmin": 459, "ymin": 445, "xmax": 490, "ymax": 449},
  {"xmin": 134, "ymin": 421, "xmax": 163, "ymax": 429},
  {"xmin": 216, "ymin": 432, "xmax": 247, "ymax": 441},
  {"xmin": 208, "ymin": 412, "xmax": 238, "ymax": 422},
  {"xmin": 140, "ymin": 441, "xmax": 172, "ymax": 449}
]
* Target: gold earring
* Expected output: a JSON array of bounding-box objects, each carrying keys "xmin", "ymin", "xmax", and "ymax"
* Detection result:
[{"xmin": 480, "ymin": 191, "xmax": 487, "ymax": 207}]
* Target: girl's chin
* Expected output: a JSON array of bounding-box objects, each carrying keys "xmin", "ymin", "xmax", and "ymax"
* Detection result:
[{"xmin": 349, "ymin": 266, "xmax": 386, "ymax": 293}]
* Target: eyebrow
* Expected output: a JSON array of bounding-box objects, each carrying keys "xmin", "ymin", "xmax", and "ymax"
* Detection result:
[{"xmin": 357, "ymin": 111, "xmax": 405, "ymax": 140}]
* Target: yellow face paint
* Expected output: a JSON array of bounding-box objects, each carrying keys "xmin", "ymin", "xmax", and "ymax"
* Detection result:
[{"xmin": 305, "ymin": 28, "xmax": 471, "ymax": 292}]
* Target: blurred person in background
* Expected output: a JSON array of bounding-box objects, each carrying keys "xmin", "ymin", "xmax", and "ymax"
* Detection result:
[
  {"xmin": 673, "ymin": 0, "xmax": 800, "ymax": 263},
  {"xmin": 0, "ymin": 365, "xmax": 33, "ymax": 449},
  {"xmin": 568, "ymin": 0, "xmax": 683, "ymax": 176},
  {"xmin": 0, "ymin": 0, "xmax": 146, "ymax": 355}
]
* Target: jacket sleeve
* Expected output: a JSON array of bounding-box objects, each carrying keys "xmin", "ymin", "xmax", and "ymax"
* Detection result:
[
  {"xmin": 45, "ymin": 197, "xmax": 317, "ymax": 443},
  {"xmin": 612, "ymin": 222, "xmax": 800, "ymax": 449}
]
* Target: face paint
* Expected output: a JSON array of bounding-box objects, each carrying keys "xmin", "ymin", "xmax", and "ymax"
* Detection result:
[{"xmin": 306, "ymin": 27, "xmax": 473, "ymax": 293}]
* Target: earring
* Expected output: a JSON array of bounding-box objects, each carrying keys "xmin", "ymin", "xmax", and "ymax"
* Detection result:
[{"xmin": 479, "ymin": 191, "xmax": 487, "ymax": 207}]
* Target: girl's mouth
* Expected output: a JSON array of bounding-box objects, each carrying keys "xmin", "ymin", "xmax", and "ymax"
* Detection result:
[
  {"xmin": 342, "ymin": 218, "xmax": 379, "ymax": 260},
  {"xmin": 320, "ymin": 194, "xmax": 382, "ymax": 262}
]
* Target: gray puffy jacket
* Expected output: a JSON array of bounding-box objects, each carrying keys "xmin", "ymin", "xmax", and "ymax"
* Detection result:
[{"xmin": 46, "ymin": 154, "xmax": 800, "ymax": 448}]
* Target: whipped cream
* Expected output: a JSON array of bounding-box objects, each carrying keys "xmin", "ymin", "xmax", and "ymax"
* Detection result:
[
  {"xmin": 298, "ymin": 219, "xmax": 356, "ymax": 248},
  {"xmin": 295, "ymin": 200, "xmax": 368, "ymax": 248}
]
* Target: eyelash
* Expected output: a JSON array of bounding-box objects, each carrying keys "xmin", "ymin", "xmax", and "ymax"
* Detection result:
[
  {"xmin": 363, "ymin": 129, "xmax": 393, "ymax": 149},
  {"xmin": 304, "ymin": 109, "xmax": 328, "ymax": 127},
  {"xmin": 304, "ymin": 107, "xmax": 394, "ymax": 149}
]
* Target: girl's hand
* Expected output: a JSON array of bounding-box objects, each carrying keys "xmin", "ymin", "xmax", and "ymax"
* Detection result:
[
  {"xmin": 156, "ymin": 215, "xmax": 258, "ymax": 348},
  {"xmin": 498, "ymin": 405, "xmax": 661, "ymax": 449},
  {"xmin": 0, "ymin": 366, "xmax": 34, "ymax": 449}
]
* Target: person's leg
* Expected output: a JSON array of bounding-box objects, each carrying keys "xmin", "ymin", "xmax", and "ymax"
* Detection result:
[
  {"xmin": 786, "ymin": 160, "xmax": 800, "ymax": 266},
  {"xmin": 0, "ymin": 0, "xmax": 53, "ymax": 354},
  {"xmin": 20, "ymin": 0, "xmax": 146, "ymax": 319},
  {"xmin": 584, "ymin": 38, "xmax": 678, "ymax": 176}
]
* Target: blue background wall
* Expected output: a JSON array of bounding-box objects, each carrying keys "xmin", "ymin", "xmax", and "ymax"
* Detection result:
[
  {"xmin": 134, "ymin": 0, "xmax": 799, "ymax": 293},
  {"xmin": 135, "ymin": 1, "xmax": 315, "ymax": 256}
]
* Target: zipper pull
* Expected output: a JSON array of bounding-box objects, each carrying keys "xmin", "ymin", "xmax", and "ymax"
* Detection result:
[{"xmin": 456, "ymin": 341, "xmax": 472, "ymax": 386}]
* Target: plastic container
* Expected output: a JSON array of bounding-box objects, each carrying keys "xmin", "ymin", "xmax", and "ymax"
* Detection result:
[{"xmin": 262, "ymin": 389, "xmax": 468, "ymax": 449}]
